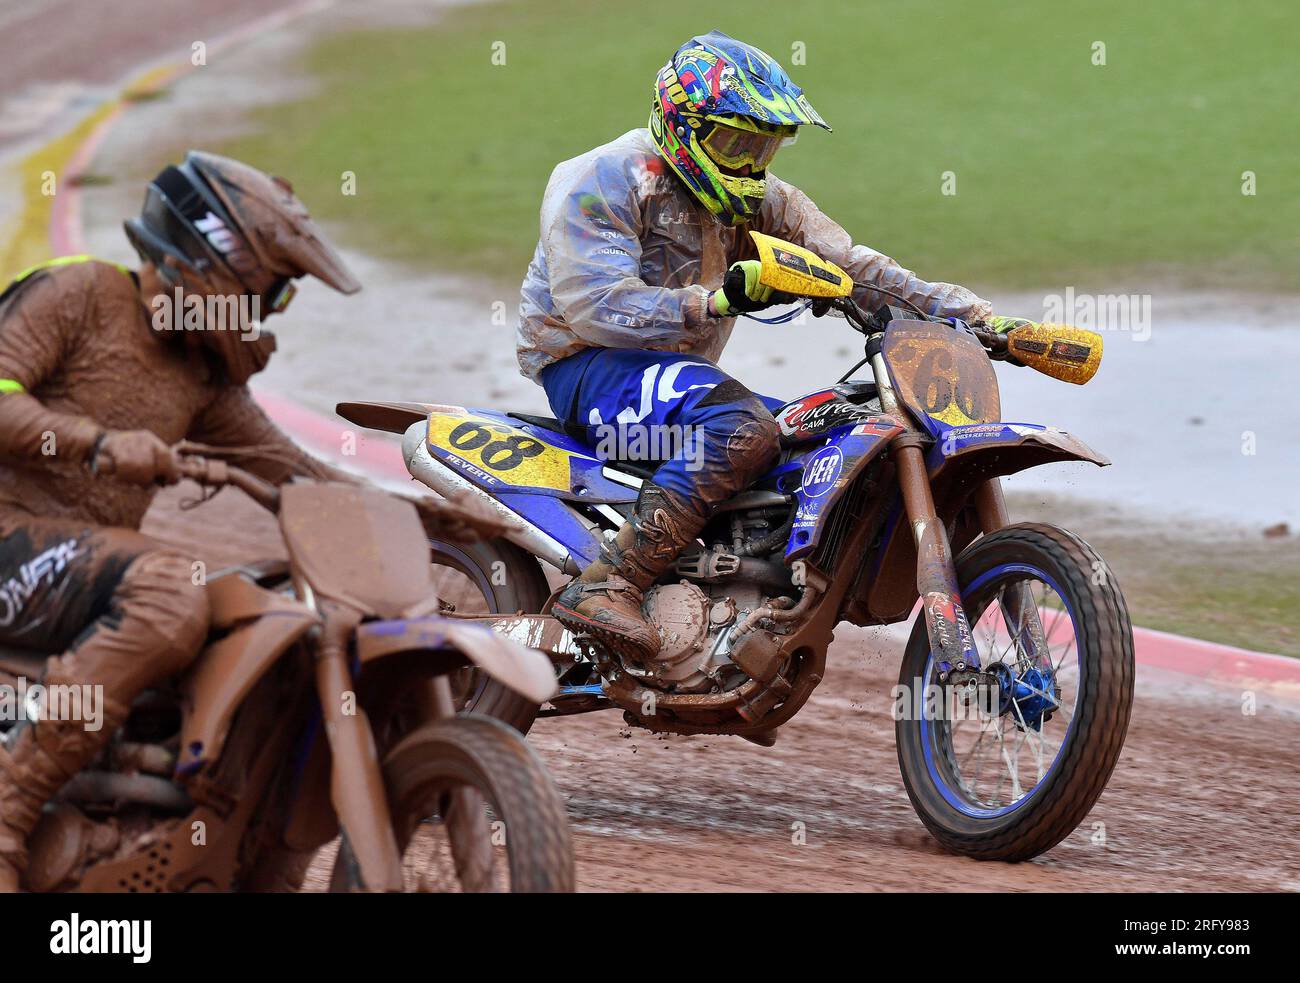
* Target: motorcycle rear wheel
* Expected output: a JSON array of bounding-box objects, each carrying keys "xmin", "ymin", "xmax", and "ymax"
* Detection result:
[
  {"xmin": 427, "ymin": 538, "xmax": 552, "ymax": 734},
  {"xmin": 894, "ymin": 522, "xmax": 1134, "ymax": 862}
]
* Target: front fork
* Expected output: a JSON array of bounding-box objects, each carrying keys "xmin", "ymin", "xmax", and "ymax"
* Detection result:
[
  {"xmin": 315, "ymin": 605, "xmax": 404, "ymax": 892},
  {"xmin": 870, "ymin": 341, "xmax": 979, "ymax": 681},
  {"xmin": 870, "ymin": 339, "xmax": 1050, "ymax": 680},
  {"xmin": 974, "ymin": 481, "xmax": 1051, "ymax": 669},
  {"xmin": 895, "ymin": 439, "xmax": 980, "ymax": 680}
]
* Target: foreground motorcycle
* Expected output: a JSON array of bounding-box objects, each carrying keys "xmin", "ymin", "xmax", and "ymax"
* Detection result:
[
  {"xmin": 340, "ymin": 231, "xmax": 1135, "ymax": 862},
  {"xmin": 0, "ymin": 456, "xmax": 573, "ymax": 892}
]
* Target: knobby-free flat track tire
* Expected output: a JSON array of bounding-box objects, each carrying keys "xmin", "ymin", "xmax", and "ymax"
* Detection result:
[
  {"xmin": 895, "ymin": 522, "xmax": 1135, "ymax": 862},
  {"xmin": 429, "ymin": 538, "xmax": 552, "ymax": 734}
]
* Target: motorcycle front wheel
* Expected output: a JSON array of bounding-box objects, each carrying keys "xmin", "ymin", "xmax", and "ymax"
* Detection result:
[
  {"xmin": 894, "ymin": 522, "xmax": 1134, "ymax": 862},
  {"xmin": 330, "ymin": 715, "xmax": 574, "ymax": 892}
]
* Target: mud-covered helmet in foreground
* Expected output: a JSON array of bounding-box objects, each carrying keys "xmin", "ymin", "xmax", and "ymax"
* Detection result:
[
  {"xmin": 124, "ymin": 151, "xmax": 361, "ymax": 383},
  {"xmin": 649, "ymin": 30, "xmax": 830, "ymax": 226}
]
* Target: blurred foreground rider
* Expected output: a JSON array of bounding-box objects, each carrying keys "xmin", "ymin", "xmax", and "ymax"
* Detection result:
[{"xmin": 0, "ymin": 153, "xmax": 416, "ymax": 891}]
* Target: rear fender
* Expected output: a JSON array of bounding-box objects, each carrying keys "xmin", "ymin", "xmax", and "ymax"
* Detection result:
[
  {"xmin": 415, "ymin": 405, "xmax": 635, "ymax": 504},
  {"xmin": 356, "ymin": 615, "xmax": 558, "ymax": 705},
  {"xmin": 402, "ymin": 420, "xmax": 596, "ymax": 574},
  {"xmin": 336, "ymin": 400, "xmax": 453, "ymax": 434}
]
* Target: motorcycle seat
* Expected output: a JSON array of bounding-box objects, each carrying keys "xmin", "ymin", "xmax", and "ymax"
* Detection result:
[
  {"xmin": 506, "ymin": 412, "xmax": 584, "ymax": 441},
  {"xmin": 506, "ymin": 412, "xmax": 658, "ymax": 480}
]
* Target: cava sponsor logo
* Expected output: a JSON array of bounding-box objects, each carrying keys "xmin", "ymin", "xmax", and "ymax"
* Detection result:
[
  {"xmin": 776, "ymin": 391, "xmax": 873, "ymax": 440},
  {"xmin": 49, "ymin": 913, "xmax": 151, "ymax": 964}
]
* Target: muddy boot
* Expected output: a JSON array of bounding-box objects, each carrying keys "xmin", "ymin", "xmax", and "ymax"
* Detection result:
[
  {"xmin": 554, "ymin": 484, "xmax": 706, "ymax": 664},
  {"xmin": 0, "ymin": 699, "xmax": 126, "ymax": 892}
]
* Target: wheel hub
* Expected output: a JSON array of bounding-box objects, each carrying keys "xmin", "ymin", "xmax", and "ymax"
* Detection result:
[{"xmin": 988, "ymin": 662, "xmax": 1059, "ymax": 731}]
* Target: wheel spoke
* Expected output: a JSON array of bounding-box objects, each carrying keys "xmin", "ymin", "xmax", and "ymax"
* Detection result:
[{"xmin": 939, "ymin": 572, "xmax": 1080, "ymax": 811}]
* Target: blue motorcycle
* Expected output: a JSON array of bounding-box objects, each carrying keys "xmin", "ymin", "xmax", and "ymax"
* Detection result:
[{"xmin": 339, "ymin": 232, "xmax": 1135, "ymax": 861}]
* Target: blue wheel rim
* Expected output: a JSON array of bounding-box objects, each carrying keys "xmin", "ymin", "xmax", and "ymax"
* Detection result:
[
  {"xmin": 429, "ymin": 541, "xmax": 498, "ymax": 708},
  {"xmin": 919, "ymin": 563, "xmax": 1082, "ymax": 819}
]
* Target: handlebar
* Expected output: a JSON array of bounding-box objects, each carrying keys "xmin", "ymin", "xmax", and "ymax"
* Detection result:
[
  {"xmin": 176, "ymin": 455, "xmax": 281, "ymax": 512},
  {"xmin": 826, "ymin": 296, "xmax": 1013, "ymax": 360}
]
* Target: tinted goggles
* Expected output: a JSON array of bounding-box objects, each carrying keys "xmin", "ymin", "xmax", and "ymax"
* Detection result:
[{"xmin": 701, "ymin": 122, "xmax": 797, "ymax": 172}]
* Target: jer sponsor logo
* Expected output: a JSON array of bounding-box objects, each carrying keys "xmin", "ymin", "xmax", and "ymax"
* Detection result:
[{"xmin": 49, "ymin": 913, "xmax": 151, "ymax": 964}]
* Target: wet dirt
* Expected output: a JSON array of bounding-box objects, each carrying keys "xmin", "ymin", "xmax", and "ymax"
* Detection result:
[
  {"xmin": 121, "ymin": 309, "xmax": 1300, "ymax": 892},
  {"xmin": 16, "ymin": 0, "xmax": 1300, "ymax": 892},
  {"xmin": 146, "ymin": 492, "xmax": 1300, "ymax": 892},
  {"xmin": 536, "ymin": 648, "xmax": 1300, "ymax": 892},
  {"xmin": 354, "ymin": 544, "xmax": 1296, "ymax": 892}
]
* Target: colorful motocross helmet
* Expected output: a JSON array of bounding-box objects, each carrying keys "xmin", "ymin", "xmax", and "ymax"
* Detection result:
[{"xmin": 649, "ymin": 31, "xmax": 830, "ymax": 226}]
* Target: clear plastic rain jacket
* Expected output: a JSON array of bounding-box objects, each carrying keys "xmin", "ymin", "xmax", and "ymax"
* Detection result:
[{"xmin": 517, "ymin": 128, "xmax": 992, "ymax": 381}]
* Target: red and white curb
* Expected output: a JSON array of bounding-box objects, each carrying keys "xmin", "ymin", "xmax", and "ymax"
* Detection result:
[
  {"xmin": 39, "ymin": 8, "xmax": 1300, "ymax": 694},
  {"xmin": 1130, "ymin": 626, "xmax": 1299, "ymax": 690},
  {"xmin": 252, "ymin": 390, "xmax": 411, "ymax": 484}
]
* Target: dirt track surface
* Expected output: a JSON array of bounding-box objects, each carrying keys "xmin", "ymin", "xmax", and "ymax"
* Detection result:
[
  {"xmin": 0, "ymin": 0, "xmax": 302, "ymax": 154},
  {"xmin": 15, "ymin": 0, "xmax": 1300, "ymax": 893},
  {"xmin": 145, "ymin": 490, "xmax": 1300, "ymax": 892}
]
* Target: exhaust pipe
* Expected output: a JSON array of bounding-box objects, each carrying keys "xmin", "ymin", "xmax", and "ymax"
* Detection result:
[{"xmin": 401, "ymin": 421, "xmax": 581, "ymax": 575}]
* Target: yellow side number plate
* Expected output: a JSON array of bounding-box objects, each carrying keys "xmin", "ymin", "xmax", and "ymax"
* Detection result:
[{"xmin": 427, "ymin": 412, "xmax": 573, "ymax": 492}]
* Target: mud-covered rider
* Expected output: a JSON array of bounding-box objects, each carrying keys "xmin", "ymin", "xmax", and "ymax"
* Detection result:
[
  {"xmin": 519, "ymin": 31, "xmax": 1016, "ymax": 660},
  {"xmin": 0, "ymin": 153, "xmax": 460, "ymax": 891}
]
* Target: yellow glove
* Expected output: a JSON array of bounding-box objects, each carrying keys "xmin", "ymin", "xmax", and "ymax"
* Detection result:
[{"xmin": 710, "ymin": 260, "xmax": 788, "ymax": 317}]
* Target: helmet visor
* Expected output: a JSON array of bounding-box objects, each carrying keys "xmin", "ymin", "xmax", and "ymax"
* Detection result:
[{"xmin": 701, "ymin": 123, "xmax": 795, "ymax": 174}]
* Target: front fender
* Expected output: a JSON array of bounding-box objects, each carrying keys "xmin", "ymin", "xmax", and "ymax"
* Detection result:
[
  {"xmin": 356, "ymin": 615, "xmax": 558, "ymax": 704},
  {"xmin": 927, "ymin": 421, "xmax": 1109, "ymax": 478},
  {"xmin": 859, "ymin": 422, "xmax": 1108, "ymax": 625}
]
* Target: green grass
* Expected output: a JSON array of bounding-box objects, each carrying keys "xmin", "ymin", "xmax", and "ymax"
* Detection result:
[
  {"xmin": 225, "ymin": 0, "xmax": 1298, "ymax": 290},
  {"xmin": 1008, "ymin": 494, "xmax": 1300, "ymax": 657},
  {"xmin": 1114, "ymin": 542, "xmax": 1300, "ymax": 659}
]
